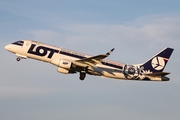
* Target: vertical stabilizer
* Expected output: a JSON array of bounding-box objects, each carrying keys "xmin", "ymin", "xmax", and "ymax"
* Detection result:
[{"xmin": 140, "ymin": 48, "xmax": 174, "ymax": 73}]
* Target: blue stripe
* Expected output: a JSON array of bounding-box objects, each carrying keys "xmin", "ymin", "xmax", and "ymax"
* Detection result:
[
  {"xmin": 59, "ymin": 51, "xmax": 86, "ymax": 59},
  {"xmin": 102, "ymin": 61, "xmax": 123, "ymax": 69}
]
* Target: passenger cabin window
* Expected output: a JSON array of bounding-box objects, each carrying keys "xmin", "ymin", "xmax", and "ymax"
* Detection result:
[{"xmin": 12, "ymin": 41, "xmax": 24, "ymax": 46}]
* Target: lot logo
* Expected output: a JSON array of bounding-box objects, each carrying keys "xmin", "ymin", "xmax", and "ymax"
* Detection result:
[{"xmin": 27, "ymin": 44, "xmax": 59, "ymax": 58}]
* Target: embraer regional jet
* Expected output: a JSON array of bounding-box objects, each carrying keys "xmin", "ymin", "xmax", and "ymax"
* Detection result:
[{"xmin": 5, "ymin": 40, "xmax": 174, "ymax": 81}]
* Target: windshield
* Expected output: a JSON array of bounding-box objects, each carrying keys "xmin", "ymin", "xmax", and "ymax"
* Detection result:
[{"xmin": 12, "ymin": 41, "xmax": 24, "ymax": 46}]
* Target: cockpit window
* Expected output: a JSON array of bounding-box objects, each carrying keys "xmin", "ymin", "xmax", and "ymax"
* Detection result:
[{"xmin": 12, "ymin": 41, "xmax": 24, "ymax": 46}]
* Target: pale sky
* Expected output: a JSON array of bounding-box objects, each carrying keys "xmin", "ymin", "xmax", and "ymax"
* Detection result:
[{"xmin": 0, "ymin": 0, "xmax": 180, "ymax": 120}]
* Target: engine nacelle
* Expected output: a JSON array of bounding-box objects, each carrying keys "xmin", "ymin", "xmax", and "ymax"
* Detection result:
[
  {"xmin": 51, "ymin": 59, "xmax": 72, "ymax": 69},
  {"xmin": 59, "ymin": 59, "xmax": 72, "ymax": 69},
  {"xmin": 57, "ymin": 67, "xmax": 69, "ymax": 74}
]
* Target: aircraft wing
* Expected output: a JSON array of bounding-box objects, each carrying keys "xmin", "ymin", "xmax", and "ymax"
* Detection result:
[{"xmin": 74, "ymin": 48, "xmax": 114, "ymax": 67}]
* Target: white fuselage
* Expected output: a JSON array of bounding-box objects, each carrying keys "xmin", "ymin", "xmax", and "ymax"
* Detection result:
[
  {"xmin": 5, "ymin": 40, "xmax": 170, "ymax": 81},
  {"xmin": 5, "ymin": 40, "xmax": 127, "ymax": 80}
]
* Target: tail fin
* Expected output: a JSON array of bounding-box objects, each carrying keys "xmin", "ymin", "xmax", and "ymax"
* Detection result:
[{"xmin": 140, "ymin": 47, "xmax": 174, "ymax": 73}]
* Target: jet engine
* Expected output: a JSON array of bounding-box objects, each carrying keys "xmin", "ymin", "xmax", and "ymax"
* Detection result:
[
  {"xmin": 59, "ymin": 59, "xmax": 72, "ymax": 69},
  {"xmin": 51, "ymin": 59, "xmax": 73, "ymax": 69},
  {"xmin": 57, "ymin": 67, "xmax": 70, "ymax": 74}
]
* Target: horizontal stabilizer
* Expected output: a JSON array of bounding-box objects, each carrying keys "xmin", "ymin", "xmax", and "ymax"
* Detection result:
[{"xmin": 144, "ymin": 72, "xmax": 170, "ymax": 77}]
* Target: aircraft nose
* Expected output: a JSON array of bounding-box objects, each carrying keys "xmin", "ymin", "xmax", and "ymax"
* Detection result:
[
  {"xmin": 5, "ymin": 44, "xmax": 10, "ymax": 50},
  {"xmin": 5, "ymin": 45, "xmax": 8, "ymax": 50}
]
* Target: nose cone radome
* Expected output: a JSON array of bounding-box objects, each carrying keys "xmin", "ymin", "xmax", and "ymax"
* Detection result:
[
  {"xmin": 5, "ymin": 44, "xmax": 12, "ymax": 51},
  {"xmin": 5, "ymin": 45, "xmax": 9, "ymax": 50}
]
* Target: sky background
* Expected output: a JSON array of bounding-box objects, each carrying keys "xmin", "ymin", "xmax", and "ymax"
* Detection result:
[{"xmin": 0, "ymin": 0, "xmax": 180, "ymax": 120}]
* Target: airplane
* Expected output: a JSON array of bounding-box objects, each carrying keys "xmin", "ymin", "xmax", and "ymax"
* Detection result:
[{"xmin": 5, "ymin": 40, "xmax": 174, "ymax": 81}]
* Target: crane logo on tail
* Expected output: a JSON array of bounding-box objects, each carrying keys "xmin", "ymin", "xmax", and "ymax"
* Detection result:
[{"xmin": 151, "ymin": 57, "xmax": 165, "ymax": 70}]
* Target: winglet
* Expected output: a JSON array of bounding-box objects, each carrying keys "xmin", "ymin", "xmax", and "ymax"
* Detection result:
[{"xmin": 106, "ymin": 48, "xmax": 115, "ymax": 56}]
